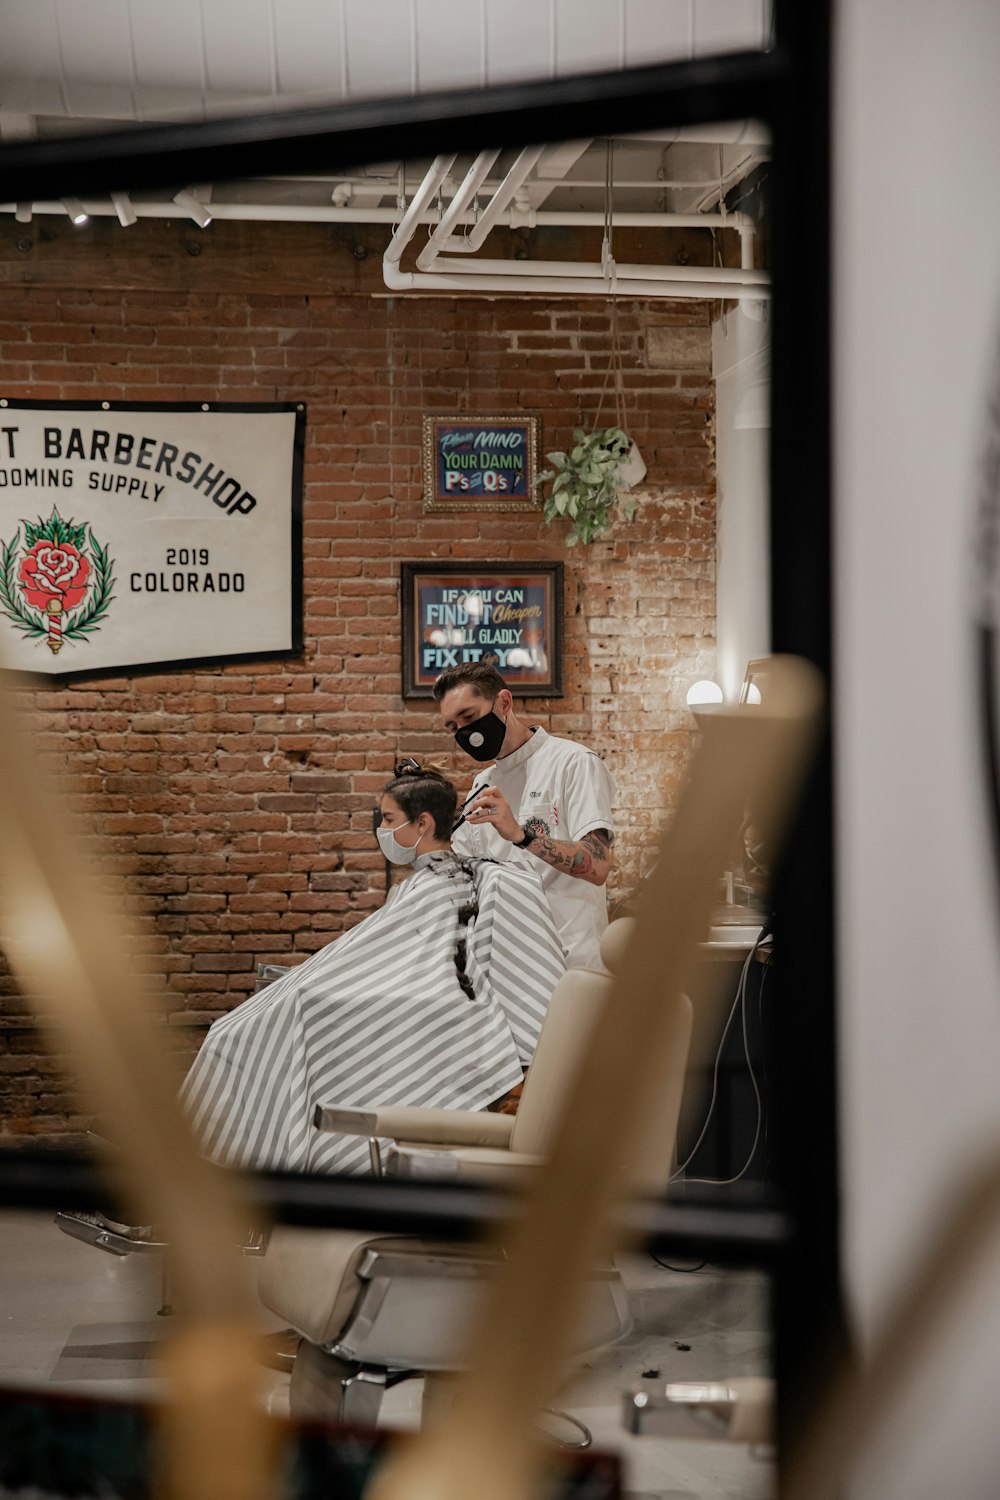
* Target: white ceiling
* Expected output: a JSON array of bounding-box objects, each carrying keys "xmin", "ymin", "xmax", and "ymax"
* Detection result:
[
  {"xmin": 0, "ymin": 0, "xmax": 772, "ymax": 283},
  {"xmin": 0, "ymin": 0, "xmax": 772, "ymax": 131}
]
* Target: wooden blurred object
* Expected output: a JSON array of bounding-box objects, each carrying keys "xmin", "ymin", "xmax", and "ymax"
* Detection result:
[
  {"xmin": 783, "ymin": 1149, "xmax": 1000, "ymax": 1500},
  {"xmin": 370, "ymin": 655, "xmax": 824, "ymax": 1500},
  {"xmin": 0, "ymin": 674, "xmax": 278, "ymax": 1500}
]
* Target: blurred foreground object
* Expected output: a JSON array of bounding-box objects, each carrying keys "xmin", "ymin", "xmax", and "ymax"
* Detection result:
[{"xmin": 0, "ymin": 671, "xmax": 278, "ymax": 1500}]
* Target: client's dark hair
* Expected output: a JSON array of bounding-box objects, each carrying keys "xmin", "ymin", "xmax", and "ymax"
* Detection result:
[
  {"xmin": 383, "ymin": 760, "xmax": 458, "ymax": 839},
  {"xmin": 432, "ymin": 661, "xmax": 507, "ymax": 703}
]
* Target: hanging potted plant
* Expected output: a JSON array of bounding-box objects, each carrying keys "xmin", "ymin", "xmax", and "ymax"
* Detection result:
[{"xmin": 535, "ymin": 425, "xmax": 646, "ymax": 546}]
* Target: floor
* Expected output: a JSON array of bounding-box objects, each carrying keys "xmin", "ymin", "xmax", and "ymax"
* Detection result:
[{"xmin": 0, "ymin": 1210, "xmax": 774, "ymax": 1500}]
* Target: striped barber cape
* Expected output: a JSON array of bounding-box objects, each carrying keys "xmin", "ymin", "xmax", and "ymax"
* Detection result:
[{"xmin": 180, "ymin": 851, "xmax": 566, "ymax": 1175}]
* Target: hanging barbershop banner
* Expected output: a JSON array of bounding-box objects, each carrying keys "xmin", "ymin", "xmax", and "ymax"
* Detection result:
[{"xmin": 0, "ymin": 401, "xmax": 304, "ymax": 677}]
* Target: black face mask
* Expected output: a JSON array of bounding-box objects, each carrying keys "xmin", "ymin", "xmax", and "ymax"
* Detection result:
[{"xmin": 454, "ymin": 705, "xmax": 507, "ymax": 763}]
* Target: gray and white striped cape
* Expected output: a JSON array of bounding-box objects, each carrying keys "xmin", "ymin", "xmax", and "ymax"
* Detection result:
[{"xmin": 179, "ymin": 851, "xmax": 566, "ymax": 1175}]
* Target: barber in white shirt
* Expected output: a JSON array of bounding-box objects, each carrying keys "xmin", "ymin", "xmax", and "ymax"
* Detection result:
[{"xmin": 434, "ymin": 662, "xmax": 616, "ymax": 969}]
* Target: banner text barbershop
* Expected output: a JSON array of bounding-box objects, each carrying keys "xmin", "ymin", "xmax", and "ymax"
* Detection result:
[{"xmin": 0, "ymin": 424, "xmax": 258, "ymax": 516}]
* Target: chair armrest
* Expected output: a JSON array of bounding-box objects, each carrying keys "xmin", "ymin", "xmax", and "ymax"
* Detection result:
[
  {"xmin": 313, "ymin": 1104, "xmax": 516, "ymax": 1148},
  {"xmin": 385, "ymin": 1144, "xmax": 544, "ymax": 1182},
  {"xmin": 451, "ymin": 1147, "xmax": 544, "ymax": 1178}
]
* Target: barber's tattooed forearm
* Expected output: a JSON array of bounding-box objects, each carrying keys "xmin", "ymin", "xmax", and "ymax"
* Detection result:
[
  {"xmin": 530, "ymin": 835, "xmax": 576, "ymax": 871},
  {"xmin": 526, "ymin": 828, "xmax": 613, "ymax": 885},
  {"xmin": 582, "ymin": 829, "xmax": 614, "ymax": 857}
]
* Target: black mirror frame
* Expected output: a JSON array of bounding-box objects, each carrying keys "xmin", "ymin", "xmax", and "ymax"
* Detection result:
[{"xmin": 0, "ymin": 1, "xmax": 840, "ymax": 1456}]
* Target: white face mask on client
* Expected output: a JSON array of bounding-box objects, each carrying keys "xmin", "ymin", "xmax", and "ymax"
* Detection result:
[{"xmin": 377, "ymin": 818, "xmax": 422, "ymax": 866}]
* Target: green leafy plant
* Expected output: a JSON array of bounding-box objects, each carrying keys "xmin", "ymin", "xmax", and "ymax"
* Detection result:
[{"xmin": 535, "ymin": 426, "xmax": 639, "ymax": 546}]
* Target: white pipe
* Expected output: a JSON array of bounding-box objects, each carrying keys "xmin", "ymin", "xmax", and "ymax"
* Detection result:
[
  {"xmin": 270, "ymin": 172, "xmax": 767, "ymax": 193},
  {"xmin": 614, "ymin": 124, "xmax": 771, "ymax": 145},
  {"xmin": 0, "ymin": 200, "xmax": 753, "ymax": 232},
  {"xmin": 381, "ymin": 268, "xmax": 769, "ymax": 300},
  {"xmin": 436, "ymin": 144, "xmax": 546, "ymax": 256},
  {"xmin": 383, "ymin": 153, "xmax": 456, "ymax": 274},
  {"xmin": 425, "ymin": 255, "xmax": 768, "ymax": 287},
  {"xmin": 415, "ymin": 149, "xmax": 500, "ymax": 270}
]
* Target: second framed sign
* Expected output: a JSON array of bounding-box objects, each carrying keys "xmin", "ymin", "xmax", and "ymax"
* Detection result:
[
  {"xmin": 423, "ymin": 414, "xmax": 539, "ymax": 512},
  {"xmin": 401, "ymin": 561, "xmax": 563, "ymax": 698}
]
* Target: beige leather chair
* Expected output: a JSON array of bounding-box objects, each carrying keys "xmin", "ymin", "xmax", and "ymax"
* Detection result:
[{"xmin": 257, "ymin": 920, "xmax": 693, "ymax": 1428}]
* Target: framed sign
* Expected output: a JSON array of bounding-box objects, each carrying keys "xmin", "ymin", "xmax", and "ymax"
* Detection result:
[
  {"xmin": 422, "ymin": 414, "xmax": 539, "ymax": 512},
  {"xmin": 0, "ymin": 400, "xmax": 304, "ymax": 679},
  {"xmin": 401, "ymin": 561, "xmax": 563, "ymax": 698}
]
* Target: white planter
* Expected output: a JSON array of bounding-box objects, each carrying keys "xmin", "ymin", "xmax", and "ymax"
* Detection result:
[{"xmin": 616, "ymin": 441, "xmax": 647, "ymax": 491}]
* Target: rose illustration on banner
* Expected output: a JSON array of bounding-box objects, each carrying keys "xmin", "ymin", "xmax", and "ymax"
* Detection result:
[
  {"xmin": 20, "ymin": 539, "xmax": 91, "ymax": 607},
  {"xmin": 1, "ymin": 509, "xmax": 115, "ymax": 655}
]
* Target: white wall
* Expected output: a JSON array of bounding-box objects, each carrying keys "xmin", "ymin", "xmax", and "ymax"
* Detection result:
[
  {"xmin": 836, "ymin": 3, "xmax": 1000, "ymax": 1493},
  {"xmin": 713, "ymin": 304, "xmax": 770, "ymax": 701}
]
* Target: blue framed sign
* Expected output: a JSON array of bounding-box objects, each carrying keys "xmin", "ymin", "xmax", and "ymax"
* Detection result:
[
  {"xmin": 401, "ymin": 560, "xmax": 563, "ymax": 698},
  {"xmin": 422, "ymin": 414, "xmax": 540, "ymax": 512}
]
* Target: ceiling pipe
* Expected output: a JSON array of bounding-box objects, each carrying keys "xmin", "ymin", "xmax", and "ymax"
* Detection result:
[
  {"xmin": 424, "ymin": 256, "xmax": 768, "ymax": 288},
  {"xmin": 266, "ymin": 172, "xmax": 764, "ymax": 192},
  {"xmin": 0, "ymin": 200, "xmax": 755, "ymax": 232},
  {"xmin": 379, "ymin": 269, "xmax": 767, "ymax": 301},
  {"xmin": 383, "ymin": 152, "xmax": 456, "ymax": 279},
  {"xmin": 436, "ymin": 144, "xmax": 546, "ymax": 255},
  {"xmin": 415, "ymin": 148, "xmax": 501, "ymax": 270},
  {"xmin": 387, "ymin": 151, "xmax": 763, "ymax": 299}
]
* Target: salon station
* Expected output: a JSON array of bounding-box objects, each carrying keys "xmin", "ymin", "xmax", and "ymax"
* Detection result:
[{"xmin": 2, "ymin": 4, "xmax": 1000, "ymax": 1500}]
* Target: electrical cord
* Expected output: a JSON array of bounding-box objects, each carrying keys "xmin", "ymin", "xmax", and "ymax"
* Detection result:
[
  {"xmin": 670, "ymin": 924, "xmax": 771, "ymax": 1187},
  {"xmin": 650, "ymin": 1255, "xmax": 707, "ymax": 1273},
  {"xmin": 683, "ymin": 960, "xmax": 765, "ymax": 1188}
]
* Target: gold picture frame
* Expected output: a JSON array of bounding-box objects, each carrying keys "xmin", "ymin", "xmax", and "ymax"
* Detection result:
[{"xmin": 422, "ymin": 414, "xmax": 540, "ymax": 513}]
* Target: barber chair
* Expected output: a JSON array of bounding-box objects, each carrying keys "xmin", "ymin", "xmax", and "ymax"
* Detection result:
[
  {"xmin": 257, "ymin": 920, "xmax": 694, "ymax": 1429},
  {"xmin": 55, "ymin": 963, "xmax": 290, "ymax": 1261}
]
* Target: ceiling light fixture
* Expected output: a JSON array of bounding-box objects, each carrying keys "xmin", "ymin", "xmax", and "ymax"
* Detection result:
[
  {"xmin": 14, "ymin": 203, "xmax": 32, "ymax": 224},
  {"xmin": 110, "ymin": 192, "xmax": 137, "ymax": 227},
  {"xmin": 61, "ymin": 197, "xmax": 88, "ymax": 225},
  {"xmin": 172, "ymin": 189, "xmax": 212, "ymax": 229}
]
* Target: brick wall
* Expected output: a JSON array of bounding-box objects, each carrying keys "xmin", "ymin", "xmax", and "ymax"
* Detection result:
[{"xmin": 0, "ymin": 217, "xmax": 716, "ymax": 1142}]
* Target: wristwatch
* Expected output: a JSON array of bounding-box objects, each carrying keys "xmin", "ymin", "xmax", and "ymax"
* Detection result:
[{"xmin": 513, "ymin": 828, "xmax": 535, "ymax": 849}]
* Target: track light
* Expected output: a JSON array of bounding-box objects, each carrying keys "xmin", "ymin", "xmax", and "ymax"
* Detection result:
[
  {"xmin": 172, "ymin": 189, "xmax": 212, "ymax": 228},
  {"xmin": 110, "ymin": 192, "xmax": 137, "ymax": 227},
  {"xmin": 14, "ymin": 203, "xmax": 31, "ymax": 224},
  {"xmin": 61, "ymin": 197, "xmax": 88, "ymax": 225}
]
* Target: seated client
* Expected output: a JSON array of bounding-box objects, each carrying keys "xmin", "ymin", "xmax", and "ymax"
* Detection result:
[{"xmin": 180, "ymin": 763, "xmax": 566, "ymax": 1175}]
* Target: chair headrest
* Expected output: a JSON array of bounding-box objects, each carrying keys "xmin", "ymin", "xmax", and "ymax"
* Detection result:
[{"xmin": 599, "ymin": 917, "xmax": 638, "ymax": 974}]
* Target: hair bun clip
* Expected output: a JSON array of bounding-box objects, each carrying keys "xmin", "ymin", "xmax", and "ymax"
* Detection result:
[{"xmin": 393, "ymin": 757, "xmax": 423, "ymax": 777}]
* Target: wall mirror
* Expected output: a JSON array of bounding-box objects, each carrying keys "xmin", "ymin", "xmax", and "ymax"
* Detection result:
[{"xmin": 0, "ymin": 5, "xmax": 835, "ymax": 1489}]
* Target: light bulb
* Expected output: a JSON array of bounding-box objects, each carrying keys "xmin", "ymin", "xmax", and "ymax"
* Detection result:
[{"xmin": 685, "ymin": 680, "xmax": 723, "ymax": 707}]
